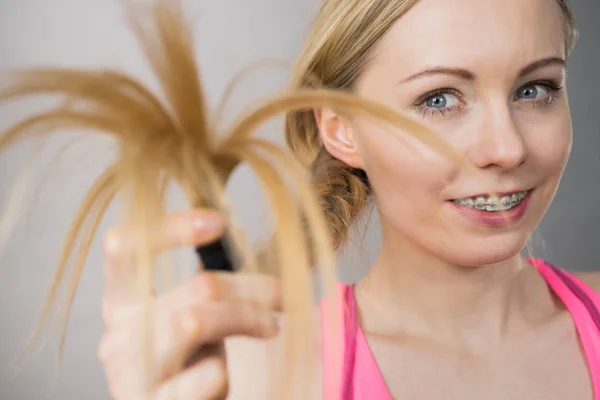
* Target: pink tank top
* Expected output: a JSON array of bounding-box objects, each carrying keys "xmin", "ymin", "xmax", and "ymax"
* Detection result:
[{"xmin": 320, "ymin": 259, "xmax": 600, "ymax": 399}]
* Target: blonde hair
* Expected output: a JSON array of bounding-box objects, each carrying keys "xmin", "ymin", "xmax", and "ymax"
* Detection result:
[
  {"xmin": 287, "ymin": 0, "xmax": 578, "ymax": 250},
  {"xmin": 0, "ymin": 0, "xmax": 577, "ymax": 397}
]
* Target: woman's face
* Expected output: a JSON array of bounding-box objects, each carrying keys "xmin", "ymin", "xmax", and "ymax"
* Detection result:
[{"xmin": 327, "ymin": 0, "xmax": 573, "ymax": 266}]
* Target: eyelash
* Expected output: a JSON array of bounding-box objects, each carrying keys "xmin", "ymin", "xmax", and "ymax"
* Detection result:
[
  {"xmin": 412, "ymin": 88, "xmax": 462, "ymax": 119},
  {"xmin": 411, "ymin": 80, "xmax": 565, "ymax": 119}
]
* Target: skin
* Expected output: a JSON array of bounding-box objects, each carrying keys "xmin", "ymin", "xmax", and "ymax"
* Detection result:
[
  {"xmin": 98, "ymin": 0, "xmax": 600, "ymax": 399},
  {"xmin": 99, "ymin": 211, "xmax": 284, "ymax": 399}
]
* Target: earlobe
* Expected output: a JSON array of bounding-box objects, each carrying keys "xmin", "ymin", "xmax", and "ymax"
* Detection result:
[{"xmin": 314, "ymin": 109, "xmax": 364, "ymax": 169}]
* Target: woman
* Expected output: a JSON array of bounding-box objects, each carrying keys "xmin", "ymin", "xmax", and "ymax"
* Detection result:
[{"xmin": 98, "ymin": 0, "xmax": 600, "ymax": 398}]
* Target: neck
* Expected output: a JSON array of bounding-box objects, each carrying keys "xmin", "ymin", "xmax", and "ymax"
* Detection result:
[{"xmin": 355, "ymin": 226, "xmax": 539, "ymax": 354}]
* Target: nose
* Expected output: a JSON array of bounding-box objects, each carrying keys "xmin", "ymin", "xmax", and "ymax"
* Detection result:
[{"xmin": 468, "ymin": 102, "xmax": 527, "ymax": 171}]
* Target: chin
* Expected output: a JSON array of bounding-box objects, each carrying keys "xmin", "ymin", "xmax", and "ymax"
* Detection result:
[
  {"xmin": 430, "ymin": 233, "xmax": 530, "ymax": 268},
  {"xmin": 433, "ymin": 193, "xmax": 548, "ymax": 267}
]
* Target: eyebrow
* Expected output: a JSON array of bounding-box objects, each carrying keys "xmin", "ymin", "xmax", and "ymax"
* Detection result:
[
  {"xmin": 518, "ymin": 57, "xmax": 566, "ymax": 77},
  {"xmin": 400, "ymin": 56, "xmax": 566, "ymax": 83}
]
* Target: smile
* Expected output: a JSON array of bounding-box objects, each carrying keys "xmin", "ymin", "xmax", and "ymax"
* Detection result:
[{"xmin": 452, "ymin": 191, "xmax": 528, "ymax": 212}]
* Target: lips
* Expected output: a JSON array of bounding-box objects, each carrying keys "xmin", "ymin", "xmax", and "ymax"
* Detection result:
[{"xmin": 448, "ymin": 189, "xmax": 535, "ymax": 228}]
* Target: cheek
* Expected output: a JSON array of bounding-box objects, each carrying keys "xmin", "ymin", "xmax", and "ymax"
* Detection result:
[
  {"xmin": 356, "ymin": 123, "xmax": 458, "ymax": 211},
  {"xmin": 524, "ymin": 113, "xmax": 572, "ymax": 222},
  {"xmin": 525, "ymin": 110, "xmax": 572, "ymax": 178}
]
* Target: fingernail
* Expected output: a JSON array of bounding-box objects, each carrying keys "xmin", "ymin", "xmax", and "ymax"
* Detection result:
[{"xmin": 193, "ymin": 212, "xmax": 222, "ymax": 233}]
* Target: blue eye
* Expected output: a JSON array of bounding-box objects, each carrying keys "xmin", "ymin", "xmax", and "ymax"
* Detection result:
[
  {"xmin": 424, "ymin": 93, "xmax": 459, "ymax": 109},
  {"xmin": 517, "ymin": 84, "xmax": 549, "ymax": 100},
  {"xmin": 413, "ymin": 89, "xmax": 464, "ymax": 119}
]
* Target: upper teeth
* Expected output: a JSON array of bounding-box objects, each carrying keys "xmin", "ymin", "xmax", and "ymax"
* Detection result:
[{"xmin": 453, "ymin": 191, "xmax": 528, "ymax": 211}]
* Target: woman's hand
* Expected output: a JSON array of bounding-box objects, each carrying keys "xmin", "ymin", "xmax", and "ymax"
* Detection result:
[{"xmin": 97, "ymin": 209, "xmax": 281, "ymax": 399}]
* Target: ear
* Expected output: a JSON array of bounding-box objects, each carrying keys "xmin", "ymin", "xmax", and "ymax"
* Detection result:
[{"xmin": 314, "ymin": 108, "xmax": 364, "ymax": 169}]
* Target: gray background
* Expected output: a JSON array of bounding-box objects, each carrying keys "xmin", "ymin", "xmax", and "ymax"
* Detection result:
[{"xmin": 0, "ymin": 0, "xmax": 598, "ymax": 399}]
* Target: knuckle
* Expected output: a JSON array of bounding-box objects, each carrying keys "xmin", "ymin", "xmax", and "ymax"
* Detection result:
[
  {"xmin": 248, "ymin": 308, "xmax": 268, "ymax": 335},
  {"xmin": 234, "ymin": 304, "xmax": 257, "ymax": 331},
  {"xmin": 190, "ymin": 273, "xmax": 221, "ymax": 302},
  {"xmin": 241, "ymin": 305, "xmax": 277, "ymax": 337},
  {"xmin": 97, "ymin": 334, "xmax": 114, "ymax": 365},
  {"xmin": 172, "ymin": 306, "xmax": 205, "ymax": 341},
  {"xmin": 102, "ymin": 226, "xmax": 123, "ymax": 263},
  {"xmin": 263, "ymin": 276, "xmax": 281, "ymax": 307}
]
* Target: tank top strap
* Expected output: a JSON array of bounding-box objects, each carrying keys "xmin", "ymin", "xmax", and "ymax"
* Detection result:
[
  {"xmin": 529, "ymin": 258, "xmax": 600, "ymax": 398},
  {"xmin": 321, "ymin": 283, "xmax": 393, "ymax": 400},
  {"xmin": 321, "ymin": 283, "xmax": 351, "ymax": 400},
  {"xmin": 322, "ymin": 260, "xmax": 600, "ymax": 399}
]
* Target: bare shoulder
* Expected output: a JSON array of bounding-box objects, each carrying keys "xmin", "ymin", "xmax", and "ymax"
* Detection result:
[
  {"xmin": 572, "ymin": 270, "xmax": 600, "ymax": 293},
  {"xmin": 225, "ymin": 307, "xmax": 323, "ymax": 399}
]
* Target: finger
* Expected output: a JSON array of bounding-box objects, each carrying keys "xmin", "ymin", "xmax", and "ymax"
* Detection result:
[
  {"xmin": 100, "ymin": 301, "xmax": 279, "ymax": 385},
  {"xmin": 102, "ymin": 209, "xmax": 225, "ymax": 306},
  {"xmin": 156, "ymin": 356, "xmax": 228, "ymax": 400},
  {"xmin": 157, "ymin": 302, "xmax": 279, "ymax": 380},
  {"xmin": 161, "ymin": 272, "xmax": 283, "ymax": 313},
  {"xmin": 204, "ymin": 272, "xmax": 283, "ymax": 311},
  {"xmin": 105, "ymin": 272, "xmax": 282, "ymax": 328}
]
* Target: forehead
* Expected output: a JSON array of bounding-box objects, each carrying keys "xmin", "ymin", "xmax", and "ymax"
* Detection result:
[{"xmin": 372, "ymin": 0, "xmax": 565, "ymax": 75}]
